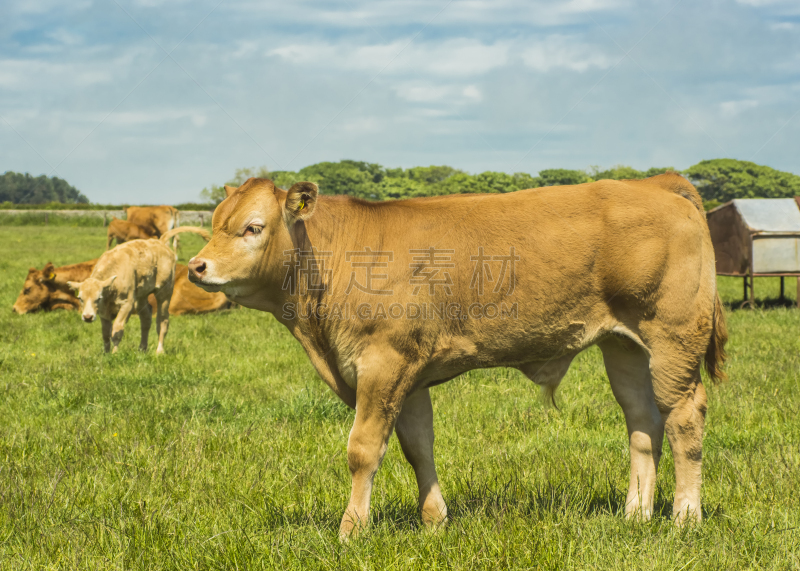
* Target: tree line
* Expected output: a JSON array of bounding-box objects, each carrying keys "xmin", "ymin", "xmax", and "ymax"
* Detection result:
[
  {"xmin": 0, "ymin": 171, "xmax": 88, "ymax": 205},
  {"xmin": 3, "ymin": 158, "xmax": 799, "ymax": 209},
  {"xmin": 202, "ymin": 158, "xmax": 800, "ymax": 210}
]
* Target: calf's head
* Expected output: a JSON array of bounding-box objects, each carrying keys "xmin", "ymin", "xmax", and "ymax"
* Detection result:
[
  {"xmin": 188, "ymin": 178, "xmax": 318, "ymax": 302},
  {"xmin": 12, "ymin": 267, "xmax": 52, "ymax": 314},
  {"xmin": 68, "ymin": 276, "xmax": 116, "ymax": 322}
]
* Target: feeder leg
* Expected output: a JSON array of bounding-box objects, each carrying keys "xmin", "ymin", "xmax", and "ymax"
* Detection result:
[{"xmin": 780, "ymin": 277, "xmax": 785, "ymax": 301}]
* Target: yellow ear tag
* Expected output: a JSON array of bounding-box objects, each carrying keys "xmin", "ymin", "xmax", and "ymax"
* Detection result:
[
  {"xmin": 299, "ymin": 199, "xmax": 305, "ymax": 211},
  {"xmin": 48, "ymin": 273, "xmax": 55, "ymax": 280}
]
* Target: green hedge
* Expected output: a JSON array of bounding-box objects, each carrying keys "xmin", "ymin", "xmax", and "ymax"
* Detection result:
[
  {"xmin": 0, "ymin": 212, "xmax": 106, "ymax": 227},
  {"xmin": 0, "ymin": 202, "xmax": 216, "ymax": 211}
]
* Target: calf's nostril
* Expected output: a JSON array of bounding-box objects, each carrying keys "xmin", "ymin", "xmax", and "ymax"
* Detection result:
[{"xmin": 189, "ymin": 259, "xmax": 207, "ymax": 275}]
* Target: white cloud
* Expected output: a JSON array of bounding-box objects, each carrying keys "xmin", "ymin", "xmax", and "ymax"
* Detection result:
[
  {"xmin": 393, "ymin": 82, "xmax": 483, "ymax": 105},
  {"xmin": 521, "ymin": 36, "xmax": 613, "ymax": 72},
  {"xmin": 462, "ymin": 85, "xmax": 482, "ymax": 102},
  {"xmin": 270, "ymin": 36, "xmax": 612, "ymax": 77},
  {"xmin": 734, "ymin": 0, "xmax": 800, "ymax": 13},
  {"xmin": 46, "ymin": 29, "xmax": 84, "ymax": 46},
  {"xmin": 191, "ymin": 114, "xmax": 207, "ymax": 127},
  {"xmin": 235, "ymin": 0, "xmax": 629, "ymax": 28},
  {"xmin": 720, "ymin": 99, "xmax": 759, "ymax": 116},
  {"xmin": 133, "ymin": 0, "xmax": 192, "ymax": 7},
  {"xmin": 395, "ymin": 83, "xmax": 453, "ymax": 103},
  {"xmin": 735, "ymin": 0, "xmax": 783, "ymax": 5},
  {"xmin": 269, "ymin": 39, "xmax": 510, "ymax": 77},
  {"xmin": 10, "ymin": 0, "xmax": 91, "ymax": 15},
  {"xmin": 0, "ymin": 59, "xmax": 113, "ymax": 88},
  {"xmin": 340, "ymin": 117, "xmax": 382, "ymax": 133},
  {"xmin": 75, "ymin": 109, "xmax": 210, "ymax": 127}
]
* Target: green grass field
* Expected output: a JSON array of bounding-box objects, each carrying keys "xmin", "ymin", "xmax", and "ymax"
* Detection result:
[{"xmin": 1, "ymin": 226, "xmax": 798, "ymax": 570}]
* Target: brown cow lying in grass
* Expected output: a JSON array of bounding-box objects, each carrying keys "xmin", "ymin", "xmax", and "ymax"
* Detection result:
[
  {"xmin": 68, "ymin": 227, "xmax": 211, "ymax": 354},
  {"xmin": 12, "ymin": 260, "xmax": 97, "ymax": 314},
  {"xmin": 106, "ymin": 217, "xmax": 156, "ymax": 250},
  {"xmin": 167, "ymin": 263, "xmax": 234, "ymax": 314},
  {"xmin": 188, "ymin": 175, "xmax": 727, "ymax": 537}
]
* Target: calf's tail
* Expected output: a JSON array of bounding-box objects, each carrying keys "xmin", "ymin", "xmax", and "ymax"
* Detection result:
[
  {"xmin": 159, "ymin": 226, "xmax": 210, "ymax": 245},
  {"xmin": 704, "ymin": 293, "xmax": 728, "ymax": 384}
]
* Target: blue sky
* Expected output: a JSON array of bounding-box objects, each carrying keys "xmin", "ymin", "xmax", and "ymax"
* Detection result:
[{"xmin": 2, "ymin": 0, "xmax": 799, "ymax": 203}]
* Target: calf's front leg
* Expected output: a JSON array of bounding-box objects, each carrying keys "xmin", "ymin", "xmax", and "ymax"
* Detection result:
[
  {"xmin": 110, "ymin": 305, "xmax": 133, "ymax": 353},
  {"xmin": 340, "ymin": 386, "xmax": 401, "ymax": 539},
  {"xmin": 101, "ymin": 318, "xmax": 112, "ymax": 353}
]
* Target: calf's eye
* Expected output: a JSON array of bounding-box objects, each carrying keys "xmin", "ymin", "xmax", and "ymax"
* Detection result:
[{"xmin": 244, "ymin": 225, "xmax": 262, "ymax": 236}]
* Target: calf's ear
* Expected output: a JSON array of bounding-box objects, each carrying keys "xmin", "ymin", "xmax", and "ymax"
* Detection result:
[
  {"xmin": 102, "ymin": 276, "xmax": 117, "ymax": 289},
  {"xmin": 224, "ymin": 185, "xmax": 238, "ymax": 197},
  {"xmin": 285, "ymin": 182, "xmax": 318, "ymax": 222},
  {"xmin": 42, "ymin": 262, "xmax": 56, "ymax": 281},
  {"xmin": 67, "ymin": 281, "xmax": 82, "ymax": 292}
]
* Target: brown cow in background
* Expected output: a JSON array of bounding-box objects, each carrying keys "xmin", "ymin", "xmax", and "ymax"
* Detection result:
[
  {"xmin": 106, "ymin": 217, "xmax": 157, "ymax": 249},
  {"xmin": 127, "ymin": 206, "xmax": 180, "ymax": 248}
]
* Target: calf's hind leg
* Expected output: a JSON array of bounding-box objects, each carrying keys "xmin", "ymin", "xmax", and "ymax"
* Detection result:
[
  {"xmin": 395, "ymin": 388, "xmax": 447, "ymax": 528},
  {"xmin": 138, "ymin": 305, "xmax": 152, "ymax": 352},
  {"xmin": 661, "ymin": 370, "xmax": 707, "ymax": 525},
  {"xmin": 154, "ymin": 288, "xmax": 171, "ymax": 355},
  {"xmin": 641, "ymin": 332, "xmax": 708, "ymax": 524},
  {"xmin": 599, "ymin": 336, "xmax": 664, "ymax": 521}
]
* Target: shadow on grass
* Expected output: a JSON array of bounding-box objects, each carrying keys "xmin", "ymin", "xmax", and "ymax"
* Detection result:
[
  {"xmin": 445, "ymin": 476, "xmax": 725, "ymax": 524},
  {"xmin": 724, "ymin": 296, "xmax": 799, "ymax": 312},
  {"xmin": 248, "ymin": 475, "xmax": 725, "ymax": 534}
]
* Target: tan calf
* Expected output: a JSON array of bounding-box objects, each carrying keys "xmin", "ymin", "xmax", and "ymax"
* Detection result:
[
  {"xmin": 188, "ymin": 175, "xmax": 727, "ymax": 537},
  {"xmin": 70, "ymin": 227, "xmax": 209, "ymax": 353}
]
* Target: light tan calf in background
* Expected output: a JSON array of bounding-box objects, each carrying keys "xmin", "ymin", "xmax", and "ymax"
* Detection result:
[{"xmin": 71, "ymin": 227, "xmax": 208, "ymax": 354}]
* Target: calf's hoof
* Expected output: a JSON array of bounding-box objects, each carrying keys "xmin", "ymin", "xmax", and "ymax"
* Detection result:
[
  {"xmin": 673, "ymin": 505, "xmax": 702, "ymax": 527},
  {"xmin": 623, "ymin": 504, "xmax": 653, "ymax": 522},
  {"xmin": 339, "ymin": 511, "xmax": 367, "ymax": 541},
  {"xmin": 421, "ymin": 501, "xmax": 448, "ymax": 531}
]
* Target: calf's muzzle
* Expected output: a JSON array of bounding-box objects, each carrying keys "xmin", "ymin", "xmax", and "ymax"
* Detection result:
[{"xmin": 187, "ymin": 257, "xmax": 207, "ymax": 282}]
